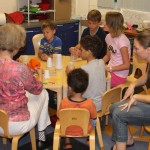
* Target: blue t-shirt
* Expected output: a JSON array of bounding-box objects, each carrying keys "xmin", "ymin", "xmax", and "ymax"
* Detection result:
[{"xmin": 39, "ymin": 36, "xmax": 62, "ymax": 55}]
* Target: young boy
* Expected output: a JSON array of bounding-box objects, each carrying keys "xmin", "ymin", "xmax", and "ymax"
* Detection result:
[
  {"xmin": 70, "ymin": 9, "xmax": 107, "ymax": 59},
  {"xmin": 38, "ymin": 21, "xmax": 62, "ymax": 61},
  {"xmin": 57, "ymin": 68, "xmax": 97, "ymax": 149},
  {"xmin": 67, "ymin": 35, "xmax": 106, "ymax": 111}
]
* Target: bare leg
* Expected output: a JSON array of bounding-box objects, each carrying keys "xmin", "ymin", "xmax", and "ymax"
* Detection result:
[
  {"xmin": 116, "ymin": 142, "xmax": 126, "ymax": 150},
  {"xmin": 65, "ymin": 137, "xmax": 71, "ymax": 144},
  {"xmin": 112, "ymin": 142, "xmax": 126, "ymax": 150},
  {"xmin": 127, "ymin": 128, "xmax": 134, "ymax": 145},
  {"xmin": 64, "ymin": 137, "xmax": 72, "ymax": 149}
]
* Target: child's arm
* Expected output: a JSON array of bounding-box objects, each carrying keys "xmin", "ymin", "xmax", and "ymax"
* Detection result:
[
  {"xmin": 69, "ymin": 44, "xmax": 81, "ymax": 58},
  {"xmin": 103, "ymin": 49, "xmax": 111, "ymax": 63},
  {"xmin": 38, "ymin": 50, "xmax": 48, "ymax": 61},
  {"xmin": 106, "ymin": 47, "xmax": 130, "ymax": 72}
]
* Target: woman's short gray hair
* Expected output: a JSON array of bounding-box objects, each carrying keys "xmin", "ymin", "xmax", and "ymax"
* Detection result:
[{"xmin": 0, "ymin": 23, "xmax": 26, "ymax": 52}]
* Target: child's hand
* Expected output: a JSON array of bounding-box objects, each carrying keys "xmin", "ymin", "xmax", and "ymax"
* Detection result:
[
  {"xmin": 66, "ymin": 65, "xmax": 74, "ymax": 75},
  {"xmin": 41, "ymin": 53, "xmax": 48, "ymax": 61},
  {"xmin": 69, "ymin": 47, "xmax": 81, "ymax": 58},
  {"xmin": 105, "ymin": 65, "xmax": 110, "ymax": 72}
]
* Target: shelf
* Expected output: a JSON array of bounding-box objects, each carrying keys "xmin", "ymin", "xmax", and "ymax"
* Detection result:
[{"xmin": 22, "ymin": 9, "xmax": 55, "ymax": 15}]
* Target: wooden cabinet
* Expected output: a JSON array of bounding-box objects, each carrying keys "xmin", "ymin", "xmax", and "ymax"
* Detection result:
[{"xmin": 18, "ymin": 0, "xmax": 71, "ymax": 23}]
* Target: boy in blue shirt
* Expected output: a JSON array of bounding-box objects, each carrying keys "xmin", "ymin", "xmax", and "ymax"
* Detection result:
[{"xmin": 38, "ymin": 21, "xmax": 62, "ymax": 61}]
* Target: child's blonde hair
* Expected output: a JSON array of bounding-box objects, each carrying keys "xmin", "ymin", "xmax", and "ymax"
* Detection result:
[
  {"xmin": 105, "ymin": 12, "xmax": 124, "ymax": 37},
  {"xmin": 87, "ymin": 9, "xmax": 101, "ymax": 22}
]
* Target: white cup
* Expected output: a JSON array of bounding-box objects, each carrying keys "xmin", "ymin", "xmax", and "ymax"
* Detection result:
[
  {"xmin": 47, "ymin": 57, "xmax": 52, "ymax": 68},
  {"xmin": 44, "ymin": 70, "xmax": 50, "ymax": 79},
  {"xmin": 52, "ymin": 54, "xmax": 57, "ymax": 67},
  {"xmin": 55, "ymin": 54, "xmax": 63, "ymax": 69}
]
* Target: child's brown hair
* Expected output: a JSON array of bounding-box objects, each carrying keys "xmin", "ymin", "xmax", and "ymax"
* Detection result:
[
  {"xmin": 105, "ymin": 12, "xmax": 124, "ymax": 37},
  {"xmin": 87, "ymin": 9, "xmax": 101, "ymax": 22},
  {"xmin": 41, "ymin": 20, "xmax": 56, "ymax": 31}
]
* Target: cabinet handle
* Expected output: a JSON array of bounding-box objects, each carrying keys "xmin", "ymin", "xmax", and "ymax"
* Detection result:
[
  {"xmin": 57, "ymin": 25, "xmax": 63, "ymax": 27},
  {"xmin": 26, "ymin": 31, "xmax": 39, "ymax": 33},
  {"xmin": 74, "ymin": 30, "xmax": 78, "ymax": 32}
]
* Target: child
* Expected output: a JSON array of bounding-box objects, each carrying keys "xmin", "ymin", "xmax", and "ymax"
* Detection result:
[
  {"xmin": 57, "ymin": 68, "xmax": 97, "ymax": 149},
  {"xmin": 67, "ymin": 35, "xmax": 106, "ymax": 111},
  {"xmin": 38, "ymin": 20, "xmax": 62, "ymax": 61},
  {"xmin": 103, "ymin": 12, "xmax": 131, "ymax": 88},
  {"xmin": 70, "ymin": 9, "xmax": 107, "ymax": 59}
]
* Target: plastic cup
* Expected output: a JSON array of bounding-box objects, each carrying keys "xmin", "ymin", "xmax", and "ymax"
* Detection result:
[
  {"xmin": 55, "ymin": 54, "xmax": 63, "ymax": 69},
  {"xmin": 44, "ymin": 70, "xmax": 50, "ymax": 79},
  {"xmin": 47, "ymin": 57, "xmax": 52, "ymax": 68}
]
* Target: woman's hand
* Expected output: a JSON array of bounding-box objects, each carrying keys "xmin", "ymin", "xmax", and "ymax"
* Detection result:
[
  {"xmin": 35, "ymin": 67, "xmax": 42, "ymax": 81},
  {"xmin": 121, "ymin": 84, "xmax": 135, "ymax": 101},
  {"xmin": 119, "ymin": 95, "xmax": 137, "ymax": 112}
]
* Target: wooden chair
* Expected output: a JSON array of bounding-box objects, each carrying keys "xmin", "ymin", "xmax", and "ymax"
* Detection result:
[
  {"xmin": 132, "ymin": 126, "xmax": 150, "ymax": 150},
  {"xmin": 53, "ymin": 108, "xmax": 97, "ymax": 150},
  {"xmin": 96, "ymin": 87, "xmax": 122, "ymax": 149},
  {"xmin": 32, "ymin": 34, "xmax": 44, "ymax": 55},
  {"xmin": 0, "ymin": 109, "xmax": 36, "ymax": 150},
  {"xmin": 106, "ymin": 71, "xmax": 111, "ymax": 90},
  {"xmin": 118, "ymin": 54, "xmax": 148, "ymax": 95}
]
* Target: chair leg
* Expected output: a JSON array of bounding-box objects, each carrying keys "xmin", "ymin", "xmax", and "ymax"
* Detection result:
[
  {"xmin": 96, "ymin": 117, "xmax": 104, "ymax": 150},
  {"xmin": 29, "ymin": 128, "xmax": 37, "ymax": 150},
  {"xmin": 105, "ymin": 115, "xmax": 109, "ymax": 125},
  {"xmin": 53, "ymin": 121, "xmax": 61, "ymax": 150},
  {"xmin": 148, "ymin": 142, "xmax": 150, "ymax": 150},
  {"xmin": 139, "ymin": 126, "xmax": 144, "ymax": 137},
  {"xmin": 11, "ymin": 135, "xmax": 22, "ymax": 150},
  {"xmin": 142, "ymin": 85, "xmax": 148, "ymax": 95},
  {"xmin": 89, "ymin": 128, "xmax": 95, "ymax": 150}
]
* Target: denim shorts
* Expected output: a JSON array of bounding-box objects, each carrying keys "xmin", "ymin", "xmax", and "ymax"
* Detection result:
[{"xmin": 110, "ymin": 100, "xmax": 150, "ymax": 142}]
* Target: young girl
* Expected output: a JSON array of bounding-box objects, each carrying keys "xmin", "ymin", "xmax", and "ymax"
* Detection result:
[{"xmin": 103, "ymin": 12, "xmax": 131, "ymax": 88}]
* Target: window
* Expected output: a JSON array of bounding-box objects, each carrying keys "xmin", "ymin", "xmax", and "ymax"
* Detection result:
[{"xmin": 97, "ymin": 0, "xmax": 150, "ymax": 12}]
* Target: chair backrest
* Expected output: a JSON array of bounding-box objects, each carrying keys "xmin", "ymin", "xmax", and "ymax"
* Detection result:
[
  {"xmin": 100, "ymin": 87, "xmax": 122, "ymax": 117},
  {"xmin": 144, "ymin": 126, "xmax": 150, "ymax": 133},
  {"xmin": 132, "ymin": 54, "xmax": 148, "ymax": 77},
  {"xmin": 0, "ymin": 109, "xmax": 11, "ymax": 138},
  {"xmin": 59, "ymin": 108, "xmax": 90, "ymax": 137},
  {"xmin": 32, "ymin": 34, "xmax": 44, "ymax": 55}
]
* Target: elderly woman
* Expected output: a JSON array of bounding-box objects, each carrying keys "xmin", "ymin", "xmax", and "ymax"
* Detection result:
[
  {"xmin": 110, "ymin": 30, "xmax": 150, "ymax": 150},
  {"xmin": 0, "ymin": 23, "xmax": 51, "ymax": 149}
]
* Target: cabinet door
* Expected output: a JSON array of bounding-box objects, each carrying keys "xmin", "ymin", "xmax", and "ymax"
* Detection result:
[{"xmin": 56, "ymin": 21, "xmax": 79, "ymax": 55}]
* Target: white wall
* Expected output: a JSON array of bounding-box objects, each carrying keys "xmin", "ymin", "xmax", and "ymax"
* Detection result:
[
  {"xmin": 0, "ymin": 0, "xmax": 17, "ymax": 13},
  {"xmin": 72, "ymin": 0, "xmax": 150, "ymax": 25}
]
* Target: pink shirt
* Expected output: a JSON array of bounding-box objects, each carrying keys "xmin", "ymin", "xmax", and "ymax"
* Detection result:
[
  {"xmin": 0, "ymin": 58, "xmax": 43, "ymax": 122},
  {"xmin": 105, "ymin": 33, "xmax": 131, "ymax": 78}
]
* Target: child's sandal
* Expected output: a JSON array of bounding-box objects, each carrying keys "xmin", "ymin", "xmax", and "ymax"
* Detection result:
[{"xmin": 63, "ymin": 143, "xmax": 73, "ymax": 150}]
